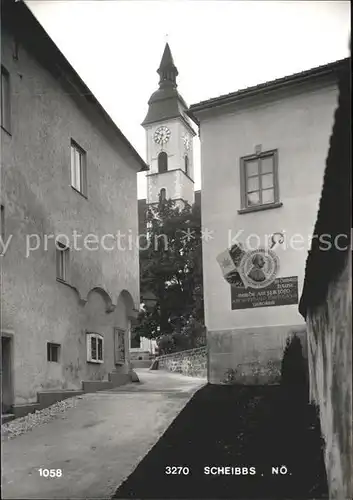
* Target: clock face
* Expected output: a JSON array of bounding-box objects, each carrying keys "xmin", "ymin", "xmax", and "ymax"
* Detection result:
[
  {"xmin": 183, "ymin": 135, "xmax": 190, "ymax": 150},
  {"xmin": 154, "ymin": 126, "xmax": 171, "ymax": 145}
]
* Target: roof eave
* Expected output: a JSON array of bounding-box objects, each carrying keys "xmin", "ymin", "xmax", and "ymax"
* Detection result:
[
  {"xmin": 189, "ymin": 58, "xmax": 349, "ymax": 116},
  {"xmin": 141, "ymin": 113, "xmax": 197, "ymax": 136},
  {"xmin": 187, "ymin": 109, "xmax": 200, "ymax": 128}
]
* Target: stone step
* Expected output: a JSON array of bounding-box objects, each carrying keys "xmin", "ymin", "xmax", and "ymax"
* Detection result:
[
  {"xmin": 1, "ymin": 413, "xmax": 15, "ymax": 424},
  {"xmin": 12, "ymin": 403, "xmax": 41, "ymax": 419},
  {"xmin": 37, "ymin": 390, "xmax": 84, "ymax": 410},
  {"xmin": 131, "ymin": 359, "xmax": 153, "ymax": 369},
  {"xmin": 6, "ymin": 374, "xmax": 133, "ymax": 421},
  {"xmin": 82, "ymin": 373, "xmax": 131, "ymax": 393}
]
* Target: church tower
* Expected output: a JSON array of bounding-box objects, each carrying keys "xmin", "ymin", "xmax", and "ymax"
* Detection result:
[{"xmin": 142, "ymin": 43, "xmax": 196, "ymax": 206}]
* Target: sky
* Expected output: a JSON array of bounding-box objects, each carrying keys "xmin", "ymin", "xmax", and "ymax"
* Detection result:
[{"xmin": 27, "ymin": 0, "xmax": 350, "ymax": 199}]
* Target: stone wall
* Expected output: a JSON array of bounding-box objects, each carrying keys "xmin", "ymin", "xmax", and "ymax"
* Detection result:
[
  {"xmin": 306, "ymin": 254, "xmax": 352, "ymax": 499},
  {"xmin": 299, "ymin": 57, "xmax": 351, "ymax": 499},
  {"xmin": 157, "ymin": 347, "xmax": 207, "ymax": 378}
]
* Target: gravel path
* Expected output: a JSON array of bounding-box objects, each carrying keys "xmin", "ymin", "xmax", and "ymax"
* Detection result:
[
  {"xmin": 2, "ymin": 370, "xmax": 205, "ymax": 500},
  {"xmin": 1, "ymin": 396, "xmax": 85, "ymax": 441}
]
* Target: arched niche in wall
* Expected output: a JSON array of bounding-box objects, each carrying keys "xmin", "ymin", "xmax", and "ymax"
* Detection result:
[{"xmin": 86, "ymin": 286, "xmax": 115, "ymax": 313}]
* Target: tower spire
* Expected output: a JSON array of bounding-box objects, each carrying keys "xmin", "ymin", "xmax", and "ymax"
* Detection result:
[{"xmin": 157, "ymin": 43, "xmax": 178, "ymax": 89}]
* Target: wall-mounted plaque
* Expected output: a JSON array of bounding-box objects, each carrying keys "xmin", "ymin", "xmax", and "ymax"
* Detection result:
[
  {"xmin": 114, "ymin": 328, "xmax": 126, "ymax": 364},
  {"xmin": 231, "ymin": 276, "xmax": 298, "ymax": 310}
]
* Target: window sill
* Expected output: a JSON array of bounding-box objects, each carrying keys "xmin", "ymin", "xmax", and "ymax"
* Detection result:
[
  {"xmin": 87, "ymin": 359, "xmax": 104, "ymax": 364},
  {"xmin": 1, "ymin": 125, "xmax": 12, "ymax": 136},
  {"xmin": 71, "ymin": 186, "xmax": 88, "ymax": 199},
  {"xmin": 238, "ymin": 202, "xmax": 283, "ymax": 214}
]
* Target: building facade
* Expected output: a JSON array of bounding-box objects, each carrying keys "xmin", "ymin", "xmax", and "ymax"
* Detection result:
[
  {"xmin": 1, "ymin": 0, "xmax": 147, "ymax": 413},
  {"xmin": 189, "ymin": 59, "xmax": 346, "ymax": 384}
]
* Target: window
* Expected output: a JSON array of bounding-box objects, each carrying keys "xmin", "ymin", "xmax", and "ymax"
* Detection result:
[
  {"xmin": 70, "ymin": 140, "xmax": 87, "ymax": 196},
  {"xmin": 0, "ymin": 204, "xmax": 7, "ymax": 257},
  {"xmin": 158, "ymin": 152, "xmax": 168, "ymax": 173},
  {"xmin": 87, "ymin": 333, "xmax": 104, "ymax": 363},
  {"xmin": 56, "ymin": 242, "xmax": 69, "ymax": 282},
  {"xmin": 240, "ymin": 150, "xmax": 280, "ymax": 210},
  {"xmin": 159, "ymin": 188, "xmax": 166, "ymax": 202},
  {"xmin": 184, "ymin": 155, "xmax": 189, "ymax": 176},
  {"xmin": 1, "ymin": 66, "xmax": 11, "ymax": 133},
  {"xmin": 47, "ymin": 343, "xmax": 60, "ymax": 362},
  {"xmin": 130, "ymin": 331, "xmax": 141, "ymax": 349},
  {"xmin": 0, "ymin": 204, "xmax": 5, "ymax": 241}
]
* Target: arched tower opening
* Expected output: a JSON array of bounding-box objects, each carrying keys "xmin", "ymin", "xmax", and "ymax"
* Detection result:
[{"xmin": 158, "ymin": 152, "xmax": 168, "ymax": 173}]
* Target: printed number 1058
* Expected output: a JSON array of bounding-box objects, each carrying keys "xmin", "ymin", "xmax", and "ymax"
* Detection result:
[
  {"xmin": 38, "ymin": 469, "xmax": 62, "ymax": 478},
  {"xmin": 165, "ymin": 466, "xmax": 190, "ymax": 475}
]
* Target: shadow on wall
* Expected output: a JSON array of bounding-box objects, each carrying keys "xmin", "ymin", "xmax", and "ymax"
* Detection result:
[{"xmin": 299, "ymin": 54, "xmax": 352, "ymax": 500}]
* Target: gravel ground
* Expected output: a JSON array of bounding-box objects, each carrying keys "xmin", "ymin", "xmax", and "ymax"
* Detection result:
[
  {"xmin": 1, "ymin": 396, "xmax": 85, "ymax": 441},
  {"xmin": 2, "ymin": 371, "xmax": 205, "ymax": 500}
]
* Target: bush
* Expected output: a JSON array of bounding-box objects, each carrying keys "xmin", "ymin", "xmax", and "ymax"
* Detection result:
[{"xmin": 281, "ymin": 334, "xmax": 309, "ymax": 404}]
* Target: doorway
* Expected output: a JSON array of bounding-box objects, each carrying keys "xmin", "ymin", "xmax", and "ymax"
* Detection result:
[{"xmin": 1, "ymin": 335, "xmax": 14, "ymax": 413}]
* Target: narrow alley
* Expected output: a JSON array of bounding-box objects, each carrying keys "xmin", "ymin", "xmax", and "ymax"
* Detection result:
[{"xmin": 2, "ymin": 368, "xmax": 328, "ymax": 500}]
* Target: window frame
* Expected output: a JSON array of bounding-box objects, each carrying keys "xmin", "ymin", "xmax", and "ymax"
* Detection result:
[
  {"xmin": 70, "ymin": 139, "xmax": 87, "ymax": 197},
  {"xmin": 47, "ymin": 342, "xmax": 61, "ymax": 363},
  {"xmin": 1, "ymin": 65, "xmax": 11, "ymax": 134},
  {"xmin": 87, "ymin": 333, "xmax": 104, "ymax": 364},
  {"xmin": 56, "ymin": 241, "xmax": 70, "ymax": 283},
  {"xmin": 239, "ymin": 149, "xmax": 281, "ymax": 213}
]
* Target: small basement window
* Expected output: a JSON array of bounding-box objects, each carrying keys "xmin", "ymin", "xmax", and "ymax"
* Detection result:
[{"xmin": 47, "ymin": 343, "xmax": 60, "ymax": 362}]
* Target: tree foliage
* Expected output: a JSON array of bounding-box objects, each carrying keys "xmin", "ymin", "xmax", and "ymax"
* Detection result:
[{"xmin": 132, "ymin": 198, "xmax": 205, "ymax": 352}]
